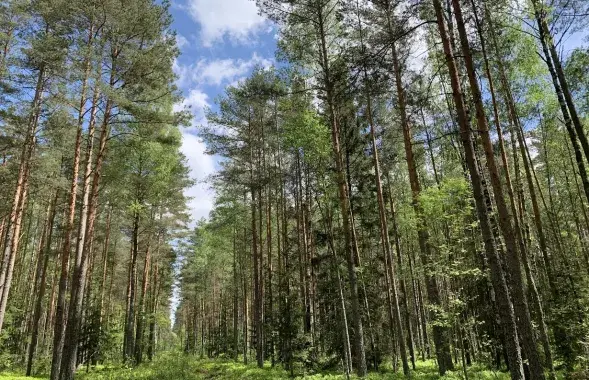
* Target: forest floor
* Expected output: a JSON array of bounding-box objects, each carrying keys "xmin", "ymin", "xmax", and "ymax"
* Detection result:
[{"xmin": 0, "ymin": 353, "xmax": 513, "ymax": 380}]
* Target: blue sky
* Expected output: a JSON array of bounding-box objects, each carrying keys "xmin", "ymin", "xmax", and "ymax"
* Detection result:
[
  {"xmin": 169, "ymin": 0, "xmax": 587, "ymax": 225},
  {"xmin": 170, "ymin": 0, "xmax": 277, "ymax": 223}
]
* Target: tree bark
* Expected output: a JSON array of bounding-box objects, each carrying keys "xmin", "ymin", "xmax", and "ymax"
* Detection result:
[
  {"xmin": 0, "ymin": 64, "xmax": 44, "ymax": 334},
  {"xmin": 386, "ymin": 178, "xmax": 416, "ymax": 370},
  {"xmin": 392, "ymin": 39, "xmax": 453, "ymax": 375},
  {"xmin": 134, "ymin": 240, "xmax": 151, "ymax": 364},
  {"xmin": 432, "ymin": 0, "xmax": 526, "ymax": 378},
  {"xmin": 365, "ymin": 88, "xmax": 409, "ymax": 375},
  {"xmin": 232, "ymin": 228, "xmax": 239, "ymax": 361},
  {"xmin": 51, "ymin": 64, "xmax": 99, "ymax": 380},
  {"xmin": 60, "ymin": 86, "xmax": 112, "ymax": 380},
  {"xmin": 532, "ymin": 0, "xmax": 589, "ymax": 165},
  {"xmin": 124, "ymin": 211, "xmax": 140, "ymax": 362},
  {"xmin": 315, "ymin": 2, "xmax": 367, "ymax": 374},
  {"xmin": 26, "ymin": 192, "xmax": 58, "ymax": 376},
  {"xmin": 147, "ymin": 260, "xmax": 159, "ymax": 361},
  {"xmin": 480, "ymin": 7, "xmax": 556, "ymax": 378},
  {"xmin": 448, "ymin": 1, "xmax": 544, "ymax": 378}
]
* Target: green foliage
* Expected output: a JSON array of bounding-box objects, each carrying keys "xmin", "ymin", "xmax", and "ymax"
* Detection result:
[
  {"xmin": 566, "ymin": 48, "xmax": 589, "ymax": 113},
  {"xmin": 282, "ymin": 108, "xmax": 331, "ymax": 166},
  {"xmin": 71, "ymin": 354, "xmax": 515, "ymax": 380},
  {"xmin": 0, "ymin": 374, "xmax": 45, "ymax": 379}
]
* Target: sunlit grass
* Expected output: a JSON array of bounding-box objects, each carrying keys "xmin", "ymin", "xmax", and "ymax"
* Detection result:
[
  {"xmin": 0, "ymin": 374, "xmax": 45, "ymax": 380},
  {"xmin": 0, "ymin": 352, "xmax": 520, "ymax": 379},
  {"xmin": 72, "ymin": 353, "xmax": 513, "ymax": 380}
]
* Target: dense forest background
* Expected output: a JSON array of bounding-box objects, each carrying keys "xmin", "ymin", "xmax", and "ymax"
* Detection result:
[{"xmin": 0, "ymin": 0, "xmax": 588, "ymax": 379}]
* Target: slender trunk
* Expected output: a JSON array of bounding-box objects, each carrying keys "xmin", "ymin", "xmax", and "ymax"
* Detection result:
[
  {"xmin": 0, "ymin": 65, "xmax": 45, "ymax": 334},
  {"xmin": 365, "ymin": 88, "xmax": 409, "ymax": 375},
  {"xmin": 0, "ymin": 164, "xmax": 31, "ymax": 332},
  {"xmin": 82, "ymin": 237, "xmax": 96, "ymax": 369},
  {"xmin": 480, "ymin": 7, "xmax": 556, "ymax": 378},
  {"xmin": 266, "ymin": 186, "xmax": 274, "ymax": 364},
  {"xmin": 318, "ymin": 199, "xmax": 352, "ymax": 377},
  {"xmin": 60, "ymin": 83, "xmax": 112, "ymax": 380},
  {"xmin": 525, "ymin": 4, "xmax": 589, "ymax": 206},
  {"xmin": 295, "ymin": 155, "xmax": 307, "ymax": 334},
  {"xmin": 257, "ymin": 181, "xmax": 265, "ymax": 364},
  {"xmin": 147, "ymin": 261, "xmax": 159, "ymax": 361},
  {"xmin": 21, "ymin": 208, "xmax": 41, "ymax": 345},
  {"xmin": 348, "ymin": 189, "xmax": 377, "ymax": 372},
  {"xmin": 0, "ymin": 218, "xmax": 6, "ymax": 260},
  {"xmin": 432, "ymin": 1, "xmax": 525, "ymax": 378},
  {"xmin": 449, "ymin": 1, "xmax": 544, "ymax": 378},
  {"xmin": 386, "ymin": 177, "xmax": 416, "ymax": 370},
  {"xmin": 532, "ymin": 0, "xmax": 589, "ymax": 164},
  {"xmin": 98, "ymin": 207, "xmax": 112, "ymax": 330},
  {"xmin": 51, "ymin": 64, "xmax": 99, "ymax": 380},
  {"xmin": 124, "ymin": 212, "xmax": 140, "ymax": 362},
  {"xmin": 241, "ymin": 208, "xmax": 249, "ymax": 365},
  {"xmin": 564, "ymin": 136, "xmax": 589, "ymax": 272},
  {"xmin": 44, "ymin": 257, "xmax": 59, "ymax": 355},
  {"xmin": 316, "ymin": 3, "xmax": 366, "ymax": 374},
  {"xmin": 392, "ymin": 39, "xmax": 453, "ymax": 374},
  {"xmin": 26, "ymin": 192, "xmax": 58, "ymax": 376},
  {"xmin": 134, "ymin": 241, "xmax": 151, "ymax": 364},
  {"xmin": 251, "ymin": 178, "xmax": 263, "ymax": 367},
  {"xmin": 232, "ymin": 228, "xmax": 239, "ymax": 361}
]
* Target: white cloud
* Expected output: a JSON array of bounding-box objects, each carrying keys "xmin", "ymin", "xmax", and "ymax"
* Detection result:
[
  {"xmin": 174, "ymin": 54, "xmax": 274, "ymax": 223},
  {"xmin": 175, "ymin": 89, "xmax": 210, "ymax": 128},
  {"xmin": 176, "ymin": 33, "xmax": 189, "ymax": 49},
  {"xmin": 173, "ymin": 53, "xmax": 273, "ymax": 89},
  {"xmin": 198, "ymin": 53, "xmax": 273, "ymax": 85},
  {"xmin": 173, "ymin": 58, "xmax": 191, "ymax": 89},
  {"xmin": 186, "ymin": 0, "xmax": 267, "ymax": 46},
  {"xmin": 175, "ymin": 89, "xmax": 215, "ymax": 223},
  {"xmin": 180, "ymin": 132, "xmax": 216, "ymax": 223}
]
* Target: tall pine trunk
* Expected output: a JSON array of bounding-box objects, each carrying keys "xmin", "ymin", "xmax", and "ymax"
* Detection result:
[
  {"xmin": 532, "ymin": 0, "xmax": 589, "ymax": 164},
  {"xmin": 124, "ymin": 211, "xmax": 140, "ymax": 362},
  {"xmin": 480, "ymin": 7, "xmax": 556, "ymax": 378},
  {"xmin": 448, "ymin": 1, "xmax": 544, "ymax": 378},
  {"xmin": 147, "ymin": 261, "xmax": 159, "ymax": 361},
  {"xmin": 316, "ymin": 4, "xmax": 367, "ymax": 371},
  {"xmin": 527, "ymin": 4, "xmax": 589, "ymax": 206},
  {"xmin": 0, "ymin": 64, "xmax": 44, "ymax": 334},
  {"xmin": 51, "ymin": 65, "xmax": 99, "ymax": 380},
  {"xmin": 392, "ymin": 40, "xmax": 453, "ymax": 374},
  {"xmin": 134, "ymin": 241, "xmax": 151, "ymax": 364},
  {"xmin": 432, "ymin": 0, "xmax": 526, "ymax": 378},
  {"xmin": 386, "ymin": 178, "xmax": 416, "ymax": 370},
  {"xmin": 60, "ymin": 88, "xmax": 112, "ymax": 380},
  {"xmin": 26, "ymin": 191, "xmax": 58, "ymax": 375},
  {"xmin": 365, "ymin": 88, "xmax": 409, "ymax": 375}
]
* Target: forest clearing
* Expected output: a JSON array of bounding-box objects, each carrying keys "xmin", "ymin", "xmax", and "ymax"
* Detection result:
[{"xmin": 0, "ymin": 0, "xmax": 589, "ymax": 379}]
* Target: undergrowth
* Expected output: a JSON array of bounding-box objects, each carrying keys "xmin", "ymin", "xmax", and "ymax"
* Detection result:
[
  {"xmin": 69, "ymin": 352, "xmax": 511, "ymax": 380},
  {"xmin": 0, "ymin": 353, "xmax": 521, "ymax": 379}
]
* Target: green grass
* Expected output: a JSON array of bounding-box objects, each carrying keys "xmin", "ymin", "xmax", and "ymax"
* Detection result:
[
  {"xmin": 71, "ymin": 354, "xmax": 511, "ymax": 380},
  {"xmin": 0, "ymin": 374, "xmax": 45, "ymax": 380},
  {"xmin": 0, "ymin": 355, "xmax": 513, "ymax": 379}
]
